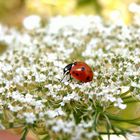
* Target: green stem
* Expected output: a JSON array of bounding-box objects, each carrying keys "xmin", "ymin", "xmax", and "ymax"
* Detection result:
[
  {"xmin": 112, "ymin": 124, "xmax": 140, "ymax": 134},
  {"xmin": 20, "ymin": 127, "xmax": 28, "ymax": 140},
  {"xmin": 104, "ymin": 114, "xmax": 112, "ymax": 140},
  {"xmin": 99, "ymin": 132, "xmax": 126, "ymax": 135},
  {"xmin": 93, "ymin": 111, "xmax": 100, "ymax": 131},
  {"xmin": 106, "ymin": 113, "xmax": 140, "ymax": 126},
  {"xmin": 122, "ymin": 95, "xmax": 134, "ymax": 100},
  {"xmin": 98, "ymin": 135, "xmax": 104, "ymax": 140},
  {"xmin": 124, "ymin": 99, "xmax": 140, "ymax": 104}
]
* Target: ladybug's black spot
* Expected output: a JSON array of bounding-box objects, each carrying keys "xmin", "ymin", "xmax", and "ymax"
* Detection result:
[
  {"xmin": 86, "ymin": 76, "xmax": 90, "ymax": 81},
  {"xmin": 76, "ymin": 73, "xmax": 79, "ymax": 76},
  {"xmin": 81, "ymin": 67, "xmax": 85, "ymax": 71},
  {"xmin": 72, "ymin": 71, "xmax": 79, "ymax": 76}
]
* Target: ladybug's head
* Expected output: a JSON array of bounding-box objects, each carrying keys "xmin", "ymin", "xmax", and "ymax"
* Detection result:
[{"xmin": 63, "ymin": 63, "xmax": 74, "ymax": 75}]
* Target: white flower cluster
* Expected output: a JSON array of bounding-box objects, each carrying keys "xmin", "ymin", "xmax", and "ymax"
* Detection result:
[{"xmin": 0, "ymin": 15, "xmax": 140, "ymax": 139}]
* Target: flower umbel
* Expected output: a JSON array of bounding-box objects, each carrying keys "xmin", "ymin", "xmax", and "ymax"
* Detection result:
[{"xmin": 0, "ymin": 16, "xmax": 140, "ymax": 140}]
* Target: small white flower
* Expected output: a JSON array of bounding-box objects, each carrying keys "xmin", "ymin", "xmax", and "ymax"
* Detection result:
[
  {"xmin": 35, "ymin": 100, "xmax": 44, "ymax": 110},
  {"xmin": 131, "ymin": 82, "xmax": 140, "ymax": 88},
  {"xmin": 39, "ymin": 112, "xmax": 45, "ymax": 118},
  {"xmin": 46, "ymin": 53, "xmax": 57, "ymax": 62},
  {"xmin": 23, "ymin": 15, "xmax": 41, "ymax": 30},
  {"xmin": 63, "ymin": 92, "xmax": 80, "ymax": 104},
  {"xmin": 35, "ymin": 73, "xmax": 46, "ymax": 83},
  {"xmin": 24, "ymin": 112, "xmax": 36, "ymax": 124},
  {"xmin": 0, "ymin": 87, "xmax": 5, "ymax": 93},
  {"xmin": 46, "ymin": 108, "xmax": 65, "ymax": 118},
  {"xmin": 106, "ymin": 94, "xmax": 116, "ymax": 102},
  {"xmin": 114, "ymin": 98, "xmax": 127, "ymax": 109},
  {"xmin": 60, "ymin": 102, "xmax": 65, "ymax": 106},
  {"xmin": 1, "ymin": 64, "xmax": 12, "ymax": 73},
  {"xmin": 129, "ymin": 3, "xmax": 140, "ymax": 13},
  {"xmin": 119, "ymin": 104, "xmax": 127, "ymax": 110},
  {"xmin": 52, "ymin": 119, "xmax": 74, "ymax": 134},
  {"xmin": 63, "ymin": 81, "xmax": 69, "ymax": 85},
  {"xmin": 46, "ymin": 110, "xmax": 57, "ymax": 118},
  {"xmin": 24, "ymin": 93, "xmax": 35, "ymax": 104},
  {"xmin": 8, "ymin": 104, "xmax": 23, "ymax": 112},
  {"xmin": 11, "ymin": 91, "xmax": 24, "ymax": 102}
]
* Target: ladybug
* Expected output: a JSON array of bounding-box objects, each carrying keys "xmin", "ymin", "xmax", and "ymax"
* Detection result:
[{"xmin": 62, "ymin": 62, "xmax": 93, "ymax": 82}]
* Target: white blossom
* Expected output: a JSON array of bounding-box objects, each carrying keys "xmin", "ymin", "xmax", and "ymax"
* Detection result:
[
  {"xmin": 35, "ymin": 73, "xmax": 46, "ymax": 82},
  {"xmin": 62, "ymin": 92, "xmax": 81, "ymax": 104},
  {"xmin": 46, "ymin": 108, "xmax": 65, "ymax": 118},
  {"xmin": 8, "ymin": 104, "xmax": 23, "ymax": 112},
  {"xmin": 23, "ymin": 15, "xmax": 41, "ymax": 30},
  {"xmin": 24, "ymin": 112, "xmax": 36, "ymax": 124},
  {"xmin": 114, "ymin": 98, "xmax": 127, "ymax": 109},
  {"xmin": 52, "ymin": 119, "xmax": 74, "ymax": 134}
]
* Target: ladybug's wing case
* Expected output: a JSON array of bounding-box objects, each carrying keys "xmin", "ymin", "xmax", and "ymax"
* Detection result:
[{"xmin": 70, "ymin": 62, "xmax": 93, "ymax": 82}]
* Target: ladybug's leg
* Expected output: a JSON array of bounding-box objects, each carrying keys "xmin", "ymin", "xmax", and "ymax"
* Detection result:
[
  {"xmin": 67, "ymin": 74, "xmax": 72, "ymax": 82},
  {"xmin": 60, "ymin": 71, "xmax": 70, "ymax": 82},
  {"xmin": 60, "ymin": 73, "xmax": 67, "ymax": 82}
]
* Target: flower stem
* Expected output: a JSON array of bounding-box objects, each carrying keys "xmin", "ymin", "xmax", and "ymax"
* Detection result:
[
  {"xmin": 20, "ymin": 127, "xmax": 28, "ymax": 140},
  {"xmin": 99, "ymin": 132, "xmax": 126, "ymax": 135},
  {"xmin": 106, "ymin": 113, "xmax": 140, "ymax": 126}
]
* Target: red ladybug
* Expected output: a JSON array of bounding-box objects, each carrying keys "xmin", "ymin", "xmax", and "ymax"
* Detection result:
[{"xmin": 62, "ymin": 62, "xmax": 93, "ymax": 82}]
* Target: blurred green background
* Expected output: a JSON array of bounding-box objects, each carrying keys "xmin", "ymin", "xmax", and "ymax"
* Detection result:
[{"xmin": 0, "ymin": 0, "xmax": 140, "ymax": 26}]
